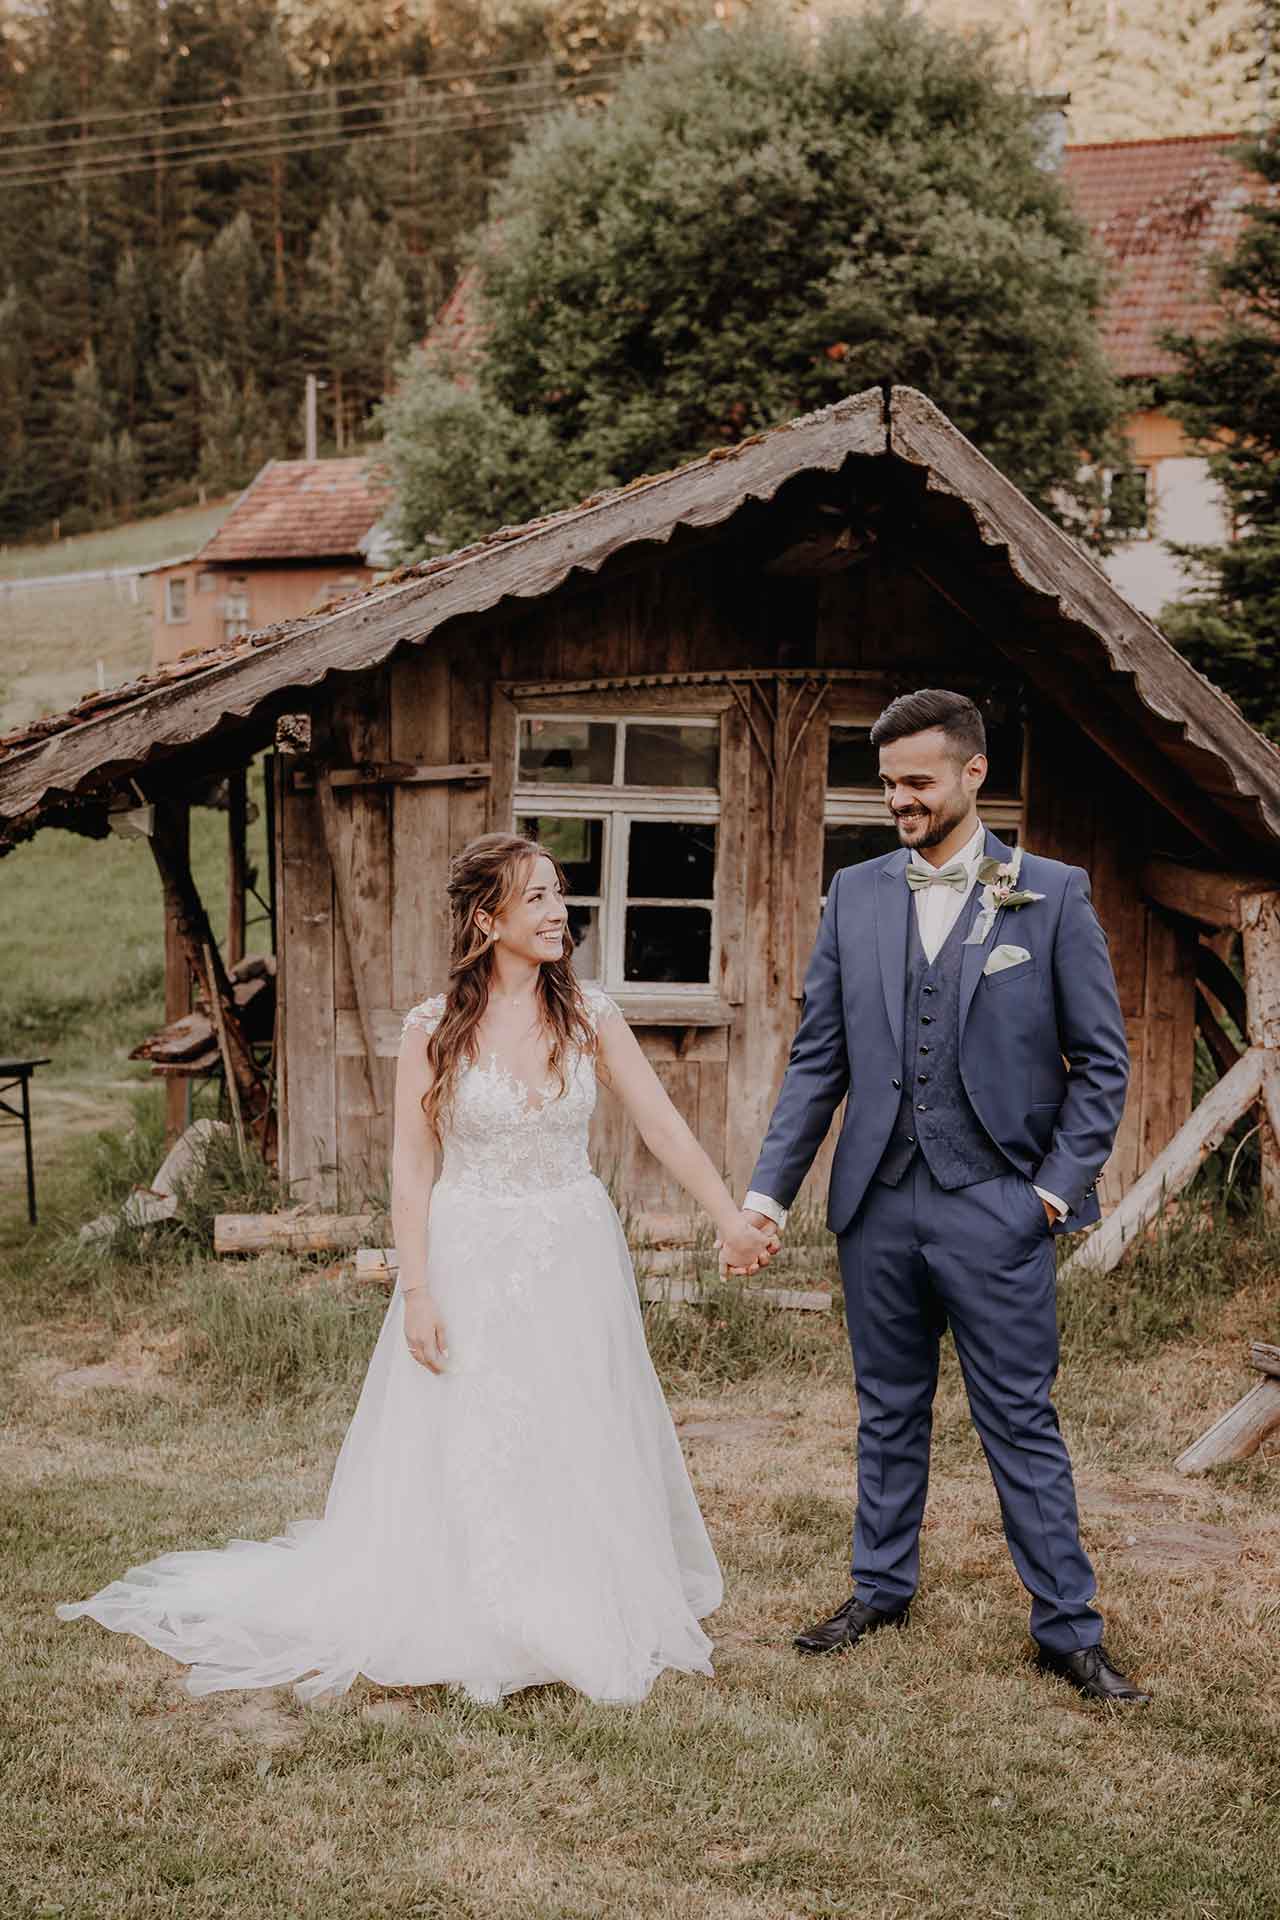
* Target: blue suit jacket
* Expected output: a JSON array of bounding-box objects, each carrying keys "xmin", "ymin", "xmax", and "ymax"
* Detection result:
[{"xmin": 749, "ymin": 829, "xmax": 1130, "ymax": 1237}]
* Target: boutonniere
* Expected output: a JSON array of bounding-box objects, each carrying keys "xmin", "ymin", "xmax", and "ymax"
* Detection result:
[{"xmin": 963, "ymin": 845, "xmax": 1046, "ymax": 946}]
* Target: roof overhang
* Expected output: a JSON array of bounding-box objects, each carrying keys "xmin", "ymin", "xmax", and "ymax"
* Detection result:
[{"xmin": 1, "ymin": 385, "xmax": 1276, "ymax": 860}]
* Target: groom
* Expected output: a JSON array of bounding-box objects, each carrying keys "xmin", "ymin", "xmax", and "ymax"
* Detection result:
[{"xmin": 733, "ymin": 689, "xmax": 1148, "ymax": 1704}]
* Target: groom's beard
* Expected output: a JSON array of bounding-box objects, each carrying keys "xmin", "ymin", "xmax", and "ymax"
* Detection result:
[{"xmin": 892, "ymin": 789, "xmax": 971, "ymax": 849}]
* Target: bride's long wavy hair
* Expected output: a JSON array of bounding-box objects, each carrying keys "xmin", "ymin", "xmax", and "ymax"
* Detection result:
[{"xmin": 420, "ymin": 832, "xmax": 596, "ymax": 1142}]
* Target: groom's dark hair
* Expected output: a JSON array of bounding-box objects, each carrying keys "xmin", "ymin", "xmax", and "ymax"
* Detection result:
[{"xmin": 869, "ymin": 688, "xmax": 986, "ymax": 764}]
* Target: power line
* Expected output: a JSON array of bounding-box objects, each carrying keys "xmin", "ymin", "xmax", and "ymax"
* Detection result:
[
  {"xmin": 0, "ymin": 66, "xmax": 622, "ymax": 178},
  {"xmin": 0, "ymin": 91, "xmax": 608, "ymax": 193},
  {"xmin": 0, "ymin": 50, "xmax": 622, "ymax": 141}
]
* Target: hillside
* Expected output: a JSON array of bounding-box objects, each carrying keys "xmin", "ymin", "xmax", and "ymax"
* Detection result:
[{"xmin": 0, "ymin": 500, "xmax": 233, "ymax": 737}]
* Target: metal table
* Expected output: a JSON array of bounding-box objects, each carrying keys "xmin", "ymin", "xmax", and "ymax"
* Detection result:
[{"xmin": 0, "ymin": 1057, "xmax": 51, "ymax": 1224}]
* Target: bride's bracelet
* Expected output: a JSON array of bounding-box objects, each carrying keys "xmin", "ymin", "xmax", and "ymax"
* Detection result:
[{"xmin": 400, "ymin": 1281, "xmax": 430, "ymax": 1297}]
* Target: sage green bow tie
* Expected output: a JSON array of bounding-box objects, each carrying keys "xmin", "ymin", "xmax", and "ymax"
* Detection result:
[{"xmin": 905, "ymin": 861, "xmax": 969, "ymax": 893}]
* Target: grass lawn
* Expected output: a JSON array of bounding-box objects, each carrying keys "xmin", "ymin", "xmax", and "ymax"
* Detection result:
[
  {"xmin": 2, "ymin": 1115, "xmax": 1278, "ymax": 1919},
  {"xmin": 0, "ymin": 761, "xmax": 273, "ymax": 1199},
  {"xmin": 0, "ymin": 500, "xmax": 234, "ymax": 583},
  {"xmin": 0, "ymin": 499, "xmax": 234, "ymax": 736}
]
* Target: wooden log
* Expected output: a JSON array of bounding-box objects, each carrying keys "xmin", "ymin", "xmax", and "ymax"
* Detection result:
[
  {"xmin": 325, "ymin": 761, "xmax": 491, "ymax": 788},
  {"xmin": 215, "ymin": 1211, "xmax": 377, "ymax": 1255},
  {"xmin": 1242, "ymin": 893, "xmax": 1280, "ymax": 1211},
  {"xmin": 1061, "ymin": 1047, "xmax": 1266, "ymax": 1278},
  {"xmin": 1142, "ymin": 859, "xmax": 1275, "ymax": 931},
  {"xmin": 1174, "ymin": 1378, "xmax": 1280, "ymax": 1475},
  {"xmin": 1251, "ymin": 1341, "xmax": 1280, "ymax": 1379}
]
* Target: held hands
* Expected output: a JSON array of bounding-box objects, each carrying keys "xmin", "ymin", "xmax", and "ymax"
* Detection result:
[
  {"xmin": 402, "ymin": 1288, "xmax": 449, "ymax": 1373},
  {"xmin": 716, "ymin": 1209, "xmax": 782, "ymax": 1277}
]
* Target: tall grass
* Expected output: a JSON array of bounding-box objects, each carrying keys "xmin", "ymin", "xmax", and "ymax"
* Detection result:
[{"xmin": 179, "ymin": 1261, "xmax": 385, "ymax": 1404}]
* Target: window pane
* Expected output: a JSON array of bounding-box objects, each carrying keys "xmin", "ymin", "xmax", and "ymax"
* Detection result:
[
  {"xmin": 627, "ymin": 820, "xmax": 716, "ymax": 899},
  {"xmin": 516, "ymin": 814, "xmax": 604, "ymax": 896},
  {"xmin": 518, "ymin": 718, "xmax": 615, "ymax": 785},
  {"xmin": 624, "ymin": 723, "xmax": 719, "ymax": 789},
  {"xmin": 822, "ymin": 823, "xmax": 900, "ymax": 891},
  {"xmin": 567, "ymin": 904, "xmax": 601, "ymax": 978},
  {"xmin": 625, "ymin": 907, "xmax": 712, "ymax": 983},
  {"xmin": 827, "ymin": 725, "xmax": 878, "ymax": 789}
]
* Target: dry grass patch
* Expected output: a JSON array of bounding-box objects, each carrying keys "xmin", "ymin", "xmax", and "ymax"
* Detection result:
[{"xmin": 3, "ymin": 1213, "xmax": 1279, "ymax": 1917}]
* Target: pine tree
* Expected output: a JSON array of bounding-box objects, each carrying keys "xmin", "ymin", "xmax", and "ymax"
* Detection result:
[{"xmin": 1161, "ymin": 134, "xmax": 1280, "ymax": 742}]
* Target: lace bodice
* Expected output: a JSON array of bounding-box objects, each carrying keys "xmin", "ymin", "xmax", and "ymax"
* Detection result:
[{"xmin": 401, "ymin": 986, "xmax": 622, "ymax": 1199}]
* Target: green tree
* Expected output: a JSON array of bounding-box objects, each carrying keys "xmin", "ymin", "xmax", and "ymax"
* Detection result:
[
  {"xmin": 1161, "ymin": 134, "xmax": 1280, "ymax": 743},
  {"xmin": 382, "ymin": 7, "xmax": 1128, "ymax": 559}
]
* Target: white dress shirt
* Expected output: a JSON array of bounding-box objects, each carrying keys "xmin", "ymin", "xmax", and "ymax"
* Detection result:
[{"xmin": 745, "ymin": 819, "xmax": 1068, "ymax": 1227}]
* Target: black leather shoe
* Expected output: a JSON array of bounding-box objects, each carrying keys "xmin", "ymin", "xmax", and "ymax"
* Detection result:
[
  {"xmin": 793, "ymin": 1594, "xmax": 910, "ymax": 1655},
  {"xmin": 1034, "ymin": 1643, "xmax": 1151, "ymax": 1705}
]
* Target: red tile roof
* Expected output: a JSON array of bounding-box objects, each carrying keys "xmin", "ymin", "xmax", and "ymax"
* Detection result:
[
  {"xmin": 197, "ymin": 459, "xmax": 391, "ymax": 564},
  {"xmin": 1063, "ymin": 133, "xmax": 1271, "ymax": 378}
]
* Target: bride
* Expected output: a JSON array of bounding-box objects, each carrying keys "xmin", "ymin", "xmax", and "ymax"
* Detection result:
[{"xmin": 57, "ymin": 831, "xmax": 777, "ymax": 1705}]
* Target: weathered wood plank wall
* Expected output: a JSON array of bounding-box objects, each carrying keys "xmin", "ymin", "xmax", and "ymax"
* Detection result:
[{"xmin": 279, "ymin": 534, "xmax": 1203, "ymax": 1217}]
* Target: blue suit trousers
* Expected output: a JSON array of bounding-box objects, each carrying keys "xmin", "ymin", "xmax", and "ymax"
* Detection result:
[{"xmin": 838, "ymin": 1158, "xmax": 1103, "ymax": 1654}]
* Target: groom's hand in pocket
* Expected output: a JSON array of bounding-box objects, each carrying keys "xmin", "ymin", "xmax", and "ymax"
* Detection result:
[{"xmin": 717, "ymin": 1211, "xmax": 781, "ymax": 1277}]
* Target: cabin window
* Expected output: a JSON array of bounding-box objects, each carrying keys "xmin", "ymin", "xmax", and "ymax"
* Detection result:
[
  {"xmin": 514, "ymin": 714, "xmax": 720, "ymax": 992},
  {"xmin": 165, "ymin": 575, "xmax": 189, "ymax": 624},
  {"xmin": 821, "ymin": 717, "xmax": 1024, "ymax": 900}
]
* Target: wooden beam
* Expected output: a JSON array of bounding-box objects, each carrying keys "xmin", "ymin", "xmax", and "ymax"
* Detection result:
[
  {"xmin": 1196, "ymin": 941, "xmax": 1247, "ymax": 1035},
  {"xmin": 1174, "ymin": 1378, "xmax": 1280, "ymax": 1474},
  {"xmin": 215, "ymin": 1211, "xmax": 378, "ymax": 1255},
  {"xmin": 1252, "ymin": 1341, "xmax": 1280, "ymax": 1378},
  {"xmin": 1195, "ymin": 987, "xmax": 1241, "ymax": 1081},
  {"xmin": 316, "ymin": 773, "xmax": 390, "ymax": 1118},
  {"xmin": 324, "ymin": 761, "xmax": 491, "ymax": 789},
  {"xmin": 149, "ymin": 799, "xmax": 262, "ymax": 1123},
  {"xmin": 226, "ymin": 764, "xmax": 247, "ymax": 967},
  {"xmin": 1241, "ymin": 893, "xmax": 1280, "ymax": 1210},
  {"xmin": 162, "ymin": 799, "xmax": 193, "ymax": 1145},
  {"xmin": 1143, "ymin": 858, "xmax": 1276, "ymax": 931},
  {"xmin": 1062, "ymin": 1047, "xmax": 1266, "ymax": 1278}
]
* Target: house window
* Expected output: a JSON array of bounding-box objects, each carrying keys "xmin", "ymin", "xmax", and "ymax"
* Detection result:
[
  {"xmin": 822, "ymin": 717, "xmax": 1024, "ymax": 899},
  {"xmin": 223, "ymin": 583, "xmax": 251, "ymax": 640},
  {"xmin": 514, "ymin": 715, "xmax": 720, "ymax": 992},
  {"xmin": 165, "ymin": 576, "xmax": 189, "ymax": 624}
]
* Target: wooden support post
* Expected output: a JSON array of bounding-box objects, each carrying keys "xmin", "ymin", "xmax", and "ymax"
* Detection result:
[
  {"xmin": 150, "ymin": 798, "xmax": 262, "ymax": 1125},
  {"xmin": 162, "ymin": 798, "xmax": 192, "ymax": 1145},
  {"xmin": 227, "ymin": 765, "xmax": 247, "ymax": 969},
  {"xmin": 1062, "ymin": 1047, "xmax": 1266, "ymax": 1278},
  {"xmin": 316, "ymin": 772, "xmax": 390, "ymax": 1117},
  {"xmin": 1241, "ymin": 889, "xmax": 1280, "ymax": 1211},
  {"xmin": 1194, "ymin": 987, "xmax": 1241, "ymax": 1082}
]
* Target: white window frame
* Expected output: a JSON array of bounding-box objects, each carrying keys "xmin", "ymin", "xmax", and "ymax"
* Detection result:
[
  {"xmin": 164, "ymin": 575, "xmax": 190, "ymax": 624},
  {"xmin": 513, "ymin": 712, "xmax": 721, "ymax": 998}
]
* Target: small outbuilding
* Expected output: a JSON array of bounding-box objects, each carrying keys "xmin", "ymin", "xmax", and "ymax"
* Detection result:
[
  {"xmin": 2, "ymin": 388, "xmax": 1278, "ymax": 1236},
  {"xmin": 145, "ymin": 458, "xmax": 392, "ymax": 669}
]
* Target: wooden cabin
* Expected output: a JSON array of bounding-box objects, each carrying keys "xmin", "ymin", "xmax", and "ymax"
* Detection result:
[{"xmin": 3, "ymin": 388, "xmax": 1279, "ymax": 1234}]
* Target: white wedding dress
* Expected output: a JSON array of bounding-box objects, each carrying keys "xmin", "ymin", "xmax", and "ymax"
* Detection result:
[{"xmin": 57, "ymin": 987, "xmax": 723, "ymax": 1705}]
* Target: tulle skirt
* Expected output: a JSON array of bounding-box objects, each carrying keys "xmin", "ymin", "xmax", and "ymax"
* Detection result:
[{"xmin": 56, "ymin": 1173, "xmax": 723, "ymax": 1705}]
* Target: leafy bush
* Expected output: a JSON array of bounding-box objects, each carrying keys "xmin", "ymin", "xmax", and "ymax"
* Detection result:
[{"xmin": 384, "ymin": 5, "xmax": 1126, "ymax": 558}]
